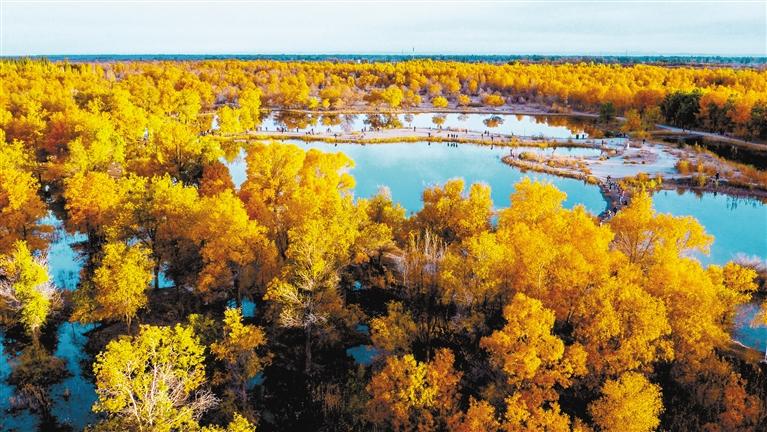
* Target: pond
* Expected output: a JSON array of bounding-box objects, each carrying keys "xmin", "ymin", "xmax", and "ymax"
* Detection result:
[
  {"xmin": 226, "ymin": 140, "xmax": 765, "ymax": 263},
  {"xmin": 227, "ymin": 140, "xmax": 607, "ymax": 215},
  {"xmin": 1, "ymin": 138, "xmax": 764, "ymax": 429},
  {"xmin": 733, "ymin": 302, "xmax": 767, "ymax": 355},
  {"xmin": 652, "ymin": 189, "xmax": 767, "ymax": 356},
  {"xmin": 258, "ymin": 111, "xmax": 593, "ymax": 139},
  {"xmin": 227, "ymin": 139, "xmax": 767, "ymax": 358},
  {"xmin": 652, "ymin": 190, "xmax": 767, "ymax": 266}
]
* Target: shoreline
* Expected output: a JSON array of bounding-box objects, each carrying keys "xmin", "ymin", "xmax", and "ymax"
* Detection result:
[
  {"xmin": 253, "ymin": 104, "xmax": 597, "ymax": 118},
  {"xmin": 252, "ymin": 107, "xmax": 766, "ymax": 147},
  {"xmin": 216, "ymin": 127, "xmax": 767, "ymax": 205}
]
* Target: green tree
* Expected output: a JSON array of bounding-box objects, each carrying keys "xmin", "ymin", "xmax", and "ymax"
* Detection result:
[
  {"xmin": 599, "ymin": 102, "xmax": 617, "ymax": 123},
  {"xmin": 0, "ymin": 241, "xmax": 59, "ymax": 344},
  {"xmin": 660, "ymin": 90, "xmax": 702, "ymax": 129},
  {"xmin": 92, "ymin": 324, "xmax": 216, "ymax": 432}
]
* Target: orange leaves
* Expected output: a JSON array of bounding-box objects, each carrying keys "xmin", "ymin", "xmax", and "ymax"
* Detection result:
[
  {"xmin": 479, "ymin": 294, "xmax": 585, "ymax": 431},
  {"xmin": 366, "ymin": 348, "xmax": 462, "ymax": 431},
  {"xmin": 370, "ymin": 301, "xmax": 417, "ymax": 354},
  {"xmin": 572, "ymin": 276, "xmax": 674, "ymax": 380},
  {"xmin": 192, "ymin": 190, "xmax": 275, "ymax": 300}
]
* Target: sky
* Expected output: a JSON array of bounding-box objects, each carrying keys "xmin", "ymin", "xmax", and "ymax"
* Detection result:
[{"xmin": 0, "ymin": 0, "xmax": 765, "ymax": 56}]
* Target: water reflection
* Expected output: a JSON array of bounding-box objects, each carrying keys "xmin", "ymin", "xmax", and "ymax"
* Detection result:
[
  {"xmin": 346, "ymin": 345, "xmax": 379, "ymax": 366},
  {"xmin": 652, "ymin": 190, "xmax": 767, "ymax": 265},
  {"xmin": 49, "ymin": 323, "xmax": 98, "ymax": 430},
  {"xmin": 733, "ymin": 302, "xmax": 767, "ymax": 355},
  {"xmin": 259, "ymin": 111, "xmax": 592, "ymax": 139},
  {"xmin": 0, "ymin": 333, "xmax": 40, "ymax": 431}
]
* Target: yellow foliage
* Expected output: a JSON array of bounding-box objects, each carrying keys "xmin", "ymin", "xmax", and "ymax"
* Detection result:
[{"xmin": 588, "ymin": 372, "xmax": 663, "ymax": 432}]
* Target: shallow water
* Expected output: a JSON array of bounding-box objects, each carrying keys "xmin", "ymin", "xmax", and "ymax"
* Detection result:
[
  {"xmin": 0, "ymin": 215, "xmax": 95, "ymax": 429},
  {"xmin": 226, "ymin": 298, "xmax": 257, "ymax": 318},
  {"xmin": 732, "ymin": 302, "xmax": 767, "ymax": 354},
  {"xmin": 652, "ymin": 190, "xmax": 767, "ymax": 266},
  {"xmin": 227, "ymin": 138, "xmax": 767, "ymax": 356},
  {"xmin": 228, "ymin": 140, "xmax": 607, "ymax": 215},
  {"xmin": 346, "ymin": 345, "xmax": 379, "ymax": 366},
  {"xmin": 260, "ymin": 112, "xmax": 591, "ymax": 139},
  {"xmin": 0, "ymin": 333, "xmax": 40, "ymax": 431},
  {"xmin": 49, "ymin": 322, "xmax": 98, "ymax": 430}
]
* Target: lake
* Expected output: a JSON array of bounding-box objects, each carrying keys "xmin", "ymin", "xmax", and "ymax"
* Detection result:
[
  {"xmin": 228, "ymin": 140, "xmax": 607, "ymax": 215},
  {"xmin": 227, "ymin": 139, "xmax": 765, "ymax": 265},
  {"xmin": 226, "ymin": 139, "xmax": 767, "ymax": 362},
  {"xmin": 258, "ymin": 111, "xmax": 593, "ymax": 139},
  {"xmin": 1, "ymin": 135, "xmax": 764, "ymax": 430}
]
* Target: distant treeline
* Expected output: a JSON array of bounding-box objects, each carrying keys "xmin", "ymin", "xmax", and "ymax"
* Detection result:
[{"xmin": 5, "ymin": 53, "xmax": 767, "ymax": 66}]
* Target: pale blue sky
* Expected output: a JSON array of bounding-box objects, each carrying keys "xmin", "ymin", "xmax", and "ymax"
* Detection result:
[{"xmin": 1, "ymin": 1, "xmax": 765, "ymax": 56}]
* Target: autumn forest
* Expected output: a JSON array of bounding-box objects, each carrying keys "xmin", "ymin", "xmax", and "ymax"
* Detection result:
[{"xmin": 1, "ymin": 58, "xmax": 767, "ymax": 432}]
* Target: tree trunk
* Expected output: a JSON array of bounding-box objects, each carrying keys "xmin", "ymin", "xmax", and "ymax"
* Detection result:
[{"xmin": 305, "ymin": 327, "xmax": 312, "ymax": 375}]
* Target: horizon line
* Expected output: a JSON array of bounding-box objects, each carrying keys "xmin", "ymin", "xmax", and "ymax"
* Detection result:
[{"xmin": 2, "ymin": 52, "xmax": 766, "ymax": 59}]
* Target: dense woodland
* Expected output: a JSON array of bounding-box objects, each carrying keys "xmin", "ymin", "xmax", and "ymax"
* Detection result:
[
  {"xmin": 3, "ymin": 59, "xmax": 767, "ymax": 140},
  {"xmin": 1, "ymin": 59, "xmax": 767, "ymax": 431}
]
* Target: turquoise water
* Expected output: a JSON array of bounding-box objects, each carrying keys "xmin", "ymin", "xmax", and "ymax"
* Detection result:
[
  {"xmin": 652, "ymin": 190, "xmax": 767, "ymax": 266},
  {"xmin": 260, "ymin": 112, "xmax": 591, "ymax": 139},
  {"xmin": 227, "ymin": 139, "xmax": 767, "ymax": 357},
  {"xmin": 0, "ymin": 215, "xmax": 96, "ymax": 430},
  {"xmin": 346, "ymin": 345, "xmax": 379, "ymax": 366},
  {"xmin": 0, "ymin": 334, "xmax": 40, "ymax": 431},
  {"xmin": 733, "ymin": 303, "xmax": 767, "ymax": 354},
  {"xmin": 228, "ymin": 140, "xmax": 607, "ymax": 215},
  {"xmin": 49, "ymin": 323, "xmax": 98, "ymax": 430},
  {"xmin": 226, "ymin": 299, "xmax": 257, "ymax": 318}
]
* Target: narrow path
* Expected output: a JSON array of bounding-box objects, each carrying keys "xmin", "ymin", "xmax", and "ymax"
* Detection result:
[
  {"xmin": 655, "ymin": 124, "xmax": 766, "ymax": 149},
  {"xmin": 597, "ymin": 179, "xmax": 628, "ymax": 221},
  {"xmin": 237, "ymin": 126, "xmax": 619, "ymax": 147}
]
